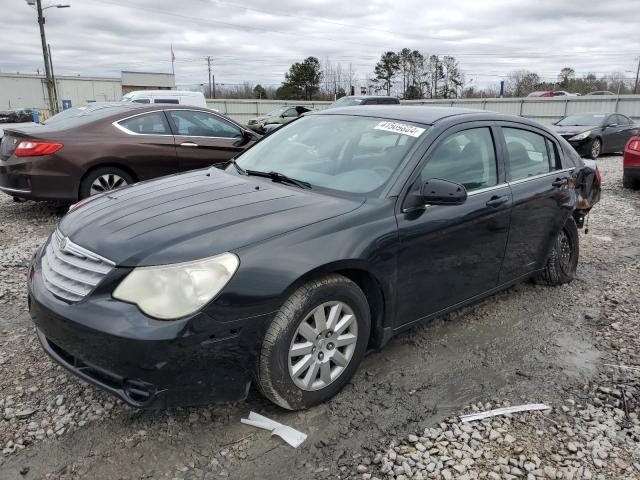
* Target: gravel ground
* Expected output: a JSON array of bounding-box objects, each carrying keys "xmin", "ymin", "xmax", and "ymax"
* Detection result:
[{"xmin": 0, "ymin": 155, "xmax": 638, "ymax": 480}]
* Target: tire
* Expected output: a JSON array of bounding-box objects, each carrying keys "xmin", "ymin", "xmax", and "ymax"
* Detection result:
[
  {"xmin": 79, "ymin": 167, "xmax": 134, "ymax": 199},
  {"xmin": 622, "ymin": 174, "xmax": 640, "ymax": 190},
  {"xmin": 588, "ymin": 137, "xmax": 602, "ymax": 160},
  {"xmin": 535, "ymin": 217, "xmax": 579, "ymax": 286},
  {"xmin": 258, "ymin": 274, "xmax": 370, "ymax": 410}
]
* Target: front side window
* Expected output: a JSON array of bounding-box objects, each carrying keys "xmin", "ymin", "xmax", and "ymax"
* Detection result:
[
  {"xmin": 117, "ymin": 112, "xmax": 171, "ymax": 135},
  {"xmin": 283, "ymin": 108, "xmax": 299, "ymax": 118},
  {"xmin": 167, "ymin": 110, "xmax": 242, "ymax": 138},
  {"xmin": 235, "ymin": 115, "xmax": 427, "ymax": 194},
  {"xmin": 420, "ymin": 127, "xmax": 498, "ymax": 191},
  {"xmin": 131, "ymin": 98, "xmax": 151, "ymax": 104},
  {"xmin": 504, "ymin": 128, "xmax": 553, "ymax": 180}
]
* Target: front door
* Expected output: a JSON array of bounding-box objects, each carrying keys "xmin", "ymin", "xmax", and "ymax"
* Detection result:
[
  {"xmin": 498, "ymin": 123, "xmax": 574, "ymax": 283},
  {"xmin": 395, "ymin": 124, "xmax": 512, "ymax": 325},
  {"xmin": 166, "ymin": 109, "xmax": 252, "ymax": 171}
]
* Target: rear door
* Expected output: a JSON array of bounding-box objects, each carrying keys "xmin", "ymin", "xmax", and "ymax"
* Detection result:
[
  {"xmin": 395, "ymin": 123, "xmax": 512, "ymax": 325},
  {"xmin": 166, "ymin": 109, "xmax": 250, "ymax": 171},
  {"xmin": 497, "ymin": 123, "xmax": 574, "ymax": 283}
]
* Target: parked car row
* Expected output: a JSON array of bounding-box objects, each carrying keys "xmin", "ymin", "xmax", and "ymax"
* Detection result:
[
  {"xmin": 26, "ymin": 105, "xmax": 602, "ymax": 410},
  {"xmin": 527, "ymin": 90, "xmax": 616, "ymax": 97}
]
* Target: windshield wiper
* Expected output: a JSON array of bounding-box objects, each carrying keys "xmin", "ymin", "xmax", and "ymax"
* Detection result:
[{"xmin": 245, "ymin": 169, "xmax": 312, "ymax": 189}]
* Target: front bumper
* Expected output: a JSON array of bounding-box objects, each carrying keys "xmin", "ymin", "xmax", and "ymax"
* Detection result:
[
  {"xmin": 28, "ymin": 255, "xmax": 273, "ymax": 408},
  {"xmin": 561, "ymin": 136, "xmax": 592, "ymax": 156}
]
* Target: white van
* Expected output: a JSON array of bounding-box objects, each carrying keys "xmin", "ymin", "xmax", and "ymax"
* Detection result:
[{"xmin": 121, "ymin": 90, "xmax": 208, "ymax": 108}]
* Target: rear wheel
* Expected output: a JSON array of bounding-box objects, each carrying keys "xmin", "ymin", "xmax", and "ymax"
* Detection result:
[
  {"xmin": 258, "ymin": 274, "xmax": 370, "ymax": 410},
  {"xmin": 535, "ymin": 217, "xmax": 579, "ymax": 286},
  {"xmin": 79, "ymin": 167, "xmax": 133, "ymax": 199},
  {"xmin": 588, "ymin": 137, "xmax": 602, "ymax": 160}
]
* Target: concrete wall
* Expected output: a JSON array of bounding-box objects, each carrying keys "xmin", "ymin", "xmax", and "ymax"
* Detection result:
[{"xmin": 207, "ymin": 96, "xmax": 640, "ymax": 126}]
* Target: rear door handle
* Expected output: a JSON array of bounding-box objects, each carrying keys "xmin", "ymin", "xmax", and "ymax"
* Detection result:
[
  {"xmin": 486, "ymin": 195, "xmax": 509, "ymax": 207},
  {"xmin": 180, "ymin": 142, "xmax": 199, "ymax": 148},
  {"xmin": 552, "ymin": 177, "xmax": 568, "ymax": 187}
]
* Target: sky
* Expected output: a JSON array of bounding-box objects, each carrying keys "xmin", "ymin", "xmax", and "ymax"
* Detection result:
[{"xmin": 2, "ymin": 0, "xmax": 639, "ymax": 91}]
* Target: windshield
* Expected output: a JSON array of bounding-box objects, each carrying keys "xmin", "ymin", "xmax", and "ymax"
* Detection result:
[
  {"xmin": 328, "ymin": 97, "xmax": 364, "ymax": 108},
  {"xmin": 266, "ymin": 107, "xmax": 288, "ymax": 117},
  {"xmin": 235, "ymin": 115, "xmax": 428, "ymax": 194},
  {"xmin": 556, "ymin": 114, "xmax": 606, "ymax": 126}
]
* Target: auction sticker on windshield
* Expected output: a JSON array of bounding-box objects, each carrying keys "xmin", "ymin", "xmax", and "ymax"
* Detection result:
[{"xmin": 374, "ymin": 121, "xmax": 425, "ymax": 138}]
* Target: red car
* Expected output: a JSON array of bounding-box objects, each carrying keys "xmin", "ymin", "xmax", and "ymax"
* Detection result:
[{"xmin": 623, "ymin": 136, "xmax": 640, "ymax": 189}]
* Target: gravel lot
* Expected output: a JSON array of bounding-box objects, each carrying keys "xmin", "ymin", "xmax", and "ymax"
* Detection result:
[{"xmin": 0, "ymin": 155, "xmax": 638, "ymax": 480}]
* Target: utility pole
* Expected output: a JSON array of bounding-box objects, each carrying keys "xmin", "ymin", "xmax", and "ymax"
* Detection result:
[
  {"xmin": 36, "ymin": 0, "xmax": 56, "ymax": 115},
  {"xmin": 634, "ymin": 56, "xmax": 640, "ymax": 95},
  {"xmin": 27, "ymin": 0, "xmax": 69, "ymax": 115},
  {"xmin": 207, "ymin": 56, "xmax": 213, "ymax": 99},
  {"xmin": 48, "ymin": 43, "xmax": 59, "ymax": 110}
]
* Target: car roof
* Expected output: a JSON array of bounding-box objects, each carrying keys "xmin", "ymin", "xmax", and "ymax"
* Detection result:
[{"xmin": 312, "ymin": 105, "xmax": 499, "ymax": 125}]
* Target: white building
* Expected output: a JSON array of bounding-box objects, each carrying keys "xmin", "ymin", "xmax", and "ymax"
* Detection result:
[{"xmin": 0, "ymin": 71, "xmax": 175, "ymax": 116}]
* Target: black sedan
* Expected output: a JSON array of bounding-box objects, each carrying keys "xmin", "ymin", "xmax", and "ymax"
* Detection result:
[
  {"xmin": 551, "ymin": 112, "xmax": 638, "ymax": 159},
  {"xmin": 28, "ymin": 107, "xmax": 600, "ymax": 410}
]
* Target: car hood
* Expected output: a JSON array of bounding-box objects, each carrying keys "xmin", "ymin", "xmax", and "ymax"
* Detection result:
[
  {"xmin": 58, "ymin": 168, "xmax": 364, "ymax": 266},
  {"xmin": 249, "ymin": 116, "xmax": 269, "ymax": 123},
  {"xmin": 551, "ymin": 125, "xmax": 597, "ymax": 136}
]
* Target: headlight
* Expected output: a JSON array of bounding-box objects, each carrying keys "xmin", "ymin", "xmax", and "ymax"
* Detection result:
[
  {"xmin": 569, "ymin": 130, "xmax": 591, "ymax": 141},
  {"xmin": 113, "ymin": 253, "xmax": 239, "ymax": 320}
]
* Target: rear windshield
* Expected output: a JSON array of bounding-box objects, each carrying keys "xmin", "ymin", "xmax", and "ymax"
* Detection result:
[{"xmin": 43, "ymin": 104, "xmax": 129, "ymax": 128}]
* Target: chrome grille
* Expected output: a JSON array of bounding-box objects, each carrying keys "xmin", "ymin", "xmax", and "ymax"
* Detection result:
[{"xmin": 41, "ymin": 229, "xmax": 114, "ymax": 302}]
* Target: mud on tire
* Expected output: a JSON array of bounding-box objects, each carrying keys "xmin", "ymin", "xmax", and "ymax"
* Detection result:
[
  {"xmin": 257, "ymin": 274, "xmax": 370, "ymax": 410},
  {"xmin": 535, "ymin": 217, "xmax": 579, "ymax": 286}
]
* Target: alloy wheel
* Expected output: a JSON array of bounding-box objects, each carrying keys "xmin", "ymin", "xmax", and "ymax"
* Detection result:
[
  {"xmin": 557, "ymin": 229, "xmax": 572, "ymax": 271},
  {"xmin": 591, "ymin": 139, "xmax": 601, "ymax": 158},
  {"xmin": 90, "ymin": 174, "xmax": 128, "ymax": 196},
  {"xmin": 288, "ymin": 301, "xmax": 358, "ymax": 391}
]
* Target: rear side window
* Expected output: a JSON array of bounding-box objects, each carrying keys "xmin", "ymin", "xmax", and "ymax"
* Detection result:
[
  {"xmin": 117, "ymin": 112, "xmax": 171, "ymax": 135},
  {"xmin": 504, "ymin": 128, "xmax": 553, "ymax": 180},
  {"xmin": 154, "ymin": 98, "xmax": 180, "ymax": 104},
  {"xmin": 420, "ymin": 127, "xmax": 498, "ymax": 191}
]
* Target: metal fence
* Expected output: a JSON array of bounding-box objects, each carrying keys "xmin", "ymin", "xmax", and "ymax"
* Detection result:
[{"xmin": 207, "ymin": 96, "xmax": 640, "ymax": 126}]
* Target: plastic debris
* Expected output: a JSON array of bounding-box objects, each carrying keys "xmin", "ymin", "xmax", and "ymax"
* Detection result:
[
  {"xmin": 241, "ymin": 411, "xmax": 307, "ymax": 448},
  {"xmin": 459, "ymin": 403, "xmax": 551, "ymax": 423}
]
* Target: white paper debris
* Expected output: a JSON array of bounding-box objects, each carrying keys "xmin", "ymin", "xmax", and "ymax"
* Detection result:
[
  {"xmin": 241, "ymin": 411, "xmax": 307, "ymax": 448},
  {"xmin": 459, "ymin": 403, "xmax": 551, "ymax": 423}
]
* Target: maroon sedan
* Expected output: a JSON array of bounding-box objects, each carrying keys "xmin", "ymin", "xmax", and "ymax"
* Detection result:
[{"xmin": 0, "ymin": 103, "xmax": 259, "ymax": 201}]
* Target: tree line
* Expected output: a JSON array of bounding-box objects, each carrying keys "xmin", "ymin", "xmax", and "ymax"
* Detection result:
[{"xmin": 204, "ymin": 56, "xmax": 635, "ymax": 100}]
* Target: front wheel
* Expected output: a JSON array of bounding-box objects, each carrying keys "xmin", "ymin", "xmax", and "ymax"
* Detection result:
[
  {"xmin": 588, "ymin": 137, "xmax": 602, "ymax": 160},
  {"xmin": 535, "ymin": 217, "xmax": 579, "ymax": 286},
  {"xmin": 258, "ymin": 275, "xmax": 370, "ymax": 410}
]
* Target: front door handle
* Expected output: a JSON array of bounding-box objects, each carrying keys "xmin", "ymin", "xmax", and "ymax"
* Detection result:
[
  {"xmin": 486, "ymin": 195, "xmax": 509, "ymax": 207},
  {"xmin": 180, "ymin": 142, "xmax": 199, "ymax": 148},
  {"xmin": 552, "ymin": 177, "xmax": 568, "ymax": 187}
]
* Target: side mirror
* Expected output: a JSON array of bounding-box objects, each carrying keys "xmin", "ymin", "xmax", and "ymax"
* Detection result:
[
  {"xmin": 420, "ymin": 178, "xmax": 467, "ymax": 205},
  {"xmin": 404, "ymin": 178, "xmax": 467, "ymax": 211}
]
